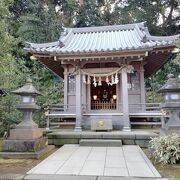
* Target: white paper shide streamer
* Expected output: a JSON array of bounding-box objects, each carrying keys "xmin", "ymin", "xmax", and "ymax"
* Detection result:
[{"xmin": 81, "ymin": 65, "xmax": 133, "ymax": 87}]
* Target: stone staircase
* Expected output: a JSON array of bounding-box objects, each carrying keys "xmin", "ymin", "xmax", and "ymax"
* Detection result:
[{"xmin": 79, "ymin": 139, "xmax": 122, "ymax": 147}]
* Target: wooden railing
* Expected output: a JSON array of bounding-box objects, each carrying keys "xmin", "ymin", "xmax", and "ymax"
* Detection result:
[
  {"xmin": 91, "ymin": 101, "xmax": 117, "ymax": 110},
  {"xmin": 45, "ymin": 103, "xmax": 165, "ymax": 129},
  {"xmin": 45, "ymin": 104, "xmax": 77, "ymax": 130},
  {"xmin": 47, "ymin": 104, "xmax": 76, "ymax": 114},
  {"xmin": 128, "ymin": 103, "xmax": 161, "ymax": 113},
  {"xmin": 46, "ymin": 103, "xmax": 161, "ymax": 114}
]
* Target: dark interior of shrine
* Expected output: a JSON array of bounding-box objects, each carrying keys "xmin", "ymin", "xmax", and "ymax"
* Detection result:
[{"xmin": 91, "ymin": 81, "xmax": 116, "ymax": 104}]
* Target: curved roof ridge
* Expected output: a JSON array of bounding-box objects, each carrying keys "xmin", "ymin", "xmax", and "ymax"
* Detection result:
[
  {"xmin": 26, "ymin": 41, "xmax": 59, "ymax": 49},
  {"xmin": 64, "ymin": 22, "xmax": 145, "ymax": 33},
  {"xmin": 59, "ymin": 28, "xmax": 73, "ymax": 43},
  {"xmin": 146, "ymin": 34, "xmax": 180, "ymax": 41},
  {"xmin": 134, "ymin": 23, "xmax": 146, "ymax": 39}
]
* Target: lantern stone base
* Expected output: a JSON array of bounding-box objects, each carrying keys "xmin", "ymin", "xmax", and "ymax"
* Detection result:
[
  {"xmin": 0, "ymin": 145, "xmax": 54, "ymax": 159},
  {"xmin": 1, "ymin": 137, "xmax": 55, "ymax": 159},
  {"xmin": 2, "ymin": 137, "xmax": 48, "ymax": 152},
  {"xmin": 9, "ymin": 128, "xmax": 42, "ymax": 140}
]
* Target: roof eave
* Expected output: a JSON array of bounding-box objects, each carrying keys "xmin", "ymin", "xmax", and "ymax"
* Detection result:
[{"xmin": 27, "ymin": 48, "xmax": 154, "ymax": 57}]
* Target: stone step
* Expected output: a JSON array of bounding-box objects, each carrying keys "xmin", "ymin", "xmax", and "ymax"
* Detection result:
[{"xmin": 79, "ymin": 139, "xmax": 122, "ymax": 147}]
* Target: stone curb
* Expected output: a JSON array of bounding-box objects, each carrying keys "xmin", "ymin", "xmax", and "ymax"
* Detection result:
[{"xmin": 0, "ymin": 174, "xmax": 180, "ymax": 180}]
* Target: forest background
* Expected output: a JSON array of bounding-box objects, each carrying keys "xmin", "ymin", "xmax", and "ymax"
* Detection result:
[{"xmin": 0, "ymin": 0, "xmax": 179, "ymax": 136}]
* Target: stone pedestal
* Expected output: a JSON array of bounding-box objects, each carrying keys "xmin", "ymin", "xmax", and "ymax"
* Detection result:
[
  {"xmin": 3, "ymin": 137, "xmax": 47, "ymax": 152},
  {"xmin": 1, "ymin": 127, "xmax": 54, "ymax": 159}
]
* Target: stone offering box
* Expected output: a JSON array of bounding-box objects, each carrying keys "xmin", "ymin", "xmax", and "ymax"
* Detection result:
[{"xmin": 91, "ymin": 117, "xmax": 113, "ymax": 131}]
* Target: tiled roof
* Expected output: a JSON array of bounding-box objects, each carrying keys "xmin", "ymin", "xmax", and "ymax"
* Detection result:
[{"xmin": 25, "ymin": 22, "xmax": 179, "ymax": 54}]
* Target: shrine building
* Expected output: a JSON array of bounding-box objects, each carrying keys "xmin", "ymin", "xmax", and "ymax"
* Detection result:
[{"xmin": 25, "ymin": 22, "xmax": 179, "ymax": 131}]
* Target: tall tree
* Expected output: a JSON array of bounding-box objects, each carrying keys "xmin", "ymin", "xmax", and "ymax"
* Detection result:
[
  {"xmin": 0, "ymin": 0, "xmax": 27, "ymax": 136},
  {"xmin": 76, "ymin": 0, "xmax": 104, "ymax": 27},
  {"xmin": 13, "ymin": 0, "xmax": 62, "ymax": 43},
  {"xmin": 54, "ymin": 0, "xmax": 78, "ymax": 27}
]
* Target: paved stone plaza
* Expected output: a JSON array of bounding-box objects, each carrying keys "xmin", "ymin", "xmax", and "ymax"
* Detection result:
[{"xmin": 27, "ymin": 145, "xmax": 161, "ymax": 178}]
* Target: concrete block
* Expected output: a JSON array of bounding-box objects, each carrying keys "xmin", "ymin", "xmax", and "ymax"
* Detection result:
[
  {"xmin": 102, "ymin": 134, "xmax": 122, "ymax": 139},
  {"xmin": 135, "ymin": 133, "xmax": 157, "ymax": 140},
  {"xmin": 79, "ymin": 139, "xmax": 122, "ymax": 147},
  {"xmin": 47, "ymin": 133, "xmax": 56, "ymax": 138},
  {"xmin": 48, "ymin": 132, "xmax": 81, "ymax": 139},
  {"xmin": 135, "ymin": 140, "xmax": 150, "ymax": 148},
  {"xmin": 80, "ymin": 132, "xmax": 103, "ymax": 139},
  {"xmin": 53, "ymin": 138, "xmax": 79, "ymax": 146},
  {"xmin": 122, "ymin": 139, "xmax": 135, "ymax": 145},
  {"xmin": 120, "ymin": 133, "xmax": 136, "ymax": 140},
  {"xmin": 43, "ymin": 129, "xmax": 53, "ymax": 136},
  {"xmin": 48, "ymin": 139, "xmax": 54, "ymax": 145}
]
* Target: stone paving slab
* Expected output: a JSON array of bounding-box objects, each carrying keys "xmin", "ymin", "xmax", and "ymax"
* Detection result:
[
  {"xmin": 27, "ymin": 144, "xmax": 161, "ymax": 178},
  {"xmin": 24, "ymin": 174, "xmax": 97, "ymax": 180}
]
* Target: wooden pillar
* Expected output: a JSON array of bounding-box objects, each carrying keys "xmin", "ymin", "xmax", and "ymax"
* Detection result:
[
  {"xmin": 87, "ymin": 84, "xmax": 91, "ymax": 111},
  {"xmin": 117, "ymin": 73, "xmax": 121, "ymax": 111},
  {"xmin": 63, "ymin": 66, "xmax": 68, "ymax": 111},
  {"xmin": 75, "ymin": 68, "xmax": 82, "ymax": 131},
  {"xmin": 140, "ymin": 64, "xmax": 146, "ymax": 111},
  {"xmin": 121, "ymin": 68, "xmax": 131, "ymax": 131},
  {"xmin": 82, "ymin": 77, "xmax": 86, "ymax": 113}
]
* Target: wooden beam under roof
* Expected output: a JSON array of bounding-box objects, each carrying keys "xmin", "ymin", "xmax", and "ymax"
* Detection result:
[
  {"xmin": 31, "ymin": 45, "xmax": 176, "ymax": 78},
  {"xmin": 32, "ymin": 50, "xmax": 147, "ymax": 60}
]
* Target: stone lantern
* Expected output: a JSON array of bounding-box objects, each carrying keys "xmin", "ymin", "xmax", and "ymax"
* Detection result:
[
  {"xmin": 158, "ymin": 74, "xmax": 180, "ymax": 134},
  {"xmin": 2, "ymin": 79, "xmax": 53, "ymax": 159},
  {"xmin": 10, "ymin": 78, "xmax": 42, "ymax": 138}
]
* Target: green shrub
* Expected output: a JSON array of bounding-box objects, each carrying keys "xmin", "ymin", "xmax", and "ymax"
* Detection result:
[
  {"xmin": 149, "ymin": 133, "xmax": 180, "ymax": 164},
  {"xmin": 0, "ymin": 126, "xmax": 6, "ymax": 137}
]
